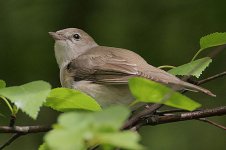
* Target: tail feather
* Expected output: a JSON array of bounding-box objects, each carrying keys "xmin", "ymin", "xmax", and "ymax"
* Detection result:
[
  {"xmin": 145, "ymin": 64, "xmax": 216, "ymax": 97},
  {"xmin": 180, "ymin": 81, "xmax": 216, "ymax": 97}
]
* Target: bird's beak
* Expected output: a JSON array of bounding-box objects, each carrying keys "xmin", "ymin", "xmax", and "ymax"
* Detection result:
[{"xmin": 48, "ymin": 32, "xmax": 65, "ymax": 40}]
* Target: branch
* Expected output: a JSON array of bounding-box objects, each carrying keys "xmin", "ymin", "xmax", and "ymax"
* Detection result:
[
  {"xmin": 0, "ymin": 134, "xmax": 22, "ymax": 150},
  {"xmin": 0, "ymin": 126, "xmax": 51, "ymax": 149},
  {"xmin": 187, "ymin": 71, "xmax": 226, "ymax": 85},
  {"xmin": 0, "ymin": 71, "xmax": 225, "ymax": 148},
  {"xmin": 196, "ymin": 71, "xmax": 226, "ymax": 85},
  {"xmin": 126, "ymin": 70, "xmax": 226, "ymax": 130},
  {"xmin": 122, "ymin": 104, "xmax": 163, "ymax": 129},
  {"xmin": 198, "ymin": 118, "xmax": 226, "ymax": 130},
  {"xmin": 156, "ymin": 109, "xmax": 190, "ymax": 115},
  {"xmin": 0, "ymin": 125, "xmax": 51, "ymax": 134},
  {"xmin": 144, "ymin": 106, "xmax": 226, "ymax": 126},
  {"xmin": 0, "ymin": 106, "xmax": 225, "ymax": 150},
  {"xmin": 155, "ymin": 108, "xmax": 226, "ymax": 130},
  {"xmin": 9, "ymin": 115, "xmax": 16, "ymax": 127}
]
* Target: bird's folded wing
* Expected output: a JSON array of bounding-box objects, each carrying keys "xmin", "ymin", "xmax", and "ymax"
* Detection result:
[{"xmin": 66, "ymin": 52, "xmax": 139, "ymax": 84}]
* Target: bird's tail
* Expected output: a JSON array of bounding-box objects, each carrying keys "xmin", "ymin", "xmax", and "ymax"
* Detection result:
[{"xmin": 179, "ymin": 81, "xmax": 216, "ymax": 97}]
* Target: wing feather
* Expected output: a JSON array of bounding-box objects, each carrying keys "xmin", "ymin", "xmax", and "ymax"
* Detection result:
[
  {"xmin": 64, "ymin": 46, "xmax": 215, "ymax": 96},
  {"xmin": 67, "ymin": 51, "xmax": 138, "ymax": 84}
]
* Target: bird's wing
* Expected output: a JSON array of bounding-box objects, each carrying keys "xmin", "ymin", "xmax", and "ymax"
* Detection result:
[
  {"xmin": 66, "ymin": 46, "xmax": 179, "ymax": 85},
  {"xmin": 65, "ymin": 46, "xmax": 215, "ymax": 96},
  {"xmin": 66, "ymin": 50, "xmax": 139, "ymax": 84}
]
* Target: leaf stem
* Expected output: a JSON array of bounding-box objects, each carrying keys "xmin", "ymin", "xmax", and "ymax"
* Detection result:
[
  {"xmin": 12, "ymin": 105, "xmax": 18, "ymax": 116},
  {"xmin": 158, "ymin": 65, "xmax": 176, "ymax": 69},
  {"xmin": 191, "ymin": 48, "xmax": 203, "ymax": 61},
  {"xmin": 0, "ymin": 96, "xmax": 13, "ymax": 114}
]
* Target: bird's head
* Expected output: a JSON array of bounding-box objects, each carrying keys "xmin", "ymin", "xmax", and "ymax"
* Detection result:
[{"xmin": 49, "ymin": 28, "xmax": 98, "ymax": 68}]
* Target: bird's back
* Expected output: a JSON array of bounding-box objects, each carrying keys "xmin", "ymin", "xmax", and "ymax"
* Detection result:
[{"xmin": 81, "ymin": 46, "xmax": 215, "ymax": 96}]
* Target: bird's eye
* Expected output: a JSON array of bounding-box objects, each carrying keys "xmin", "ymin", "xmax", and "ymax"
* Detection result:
[{"xmin": 73, "ymin": 33, "xmax": 80, "ymax": 40}]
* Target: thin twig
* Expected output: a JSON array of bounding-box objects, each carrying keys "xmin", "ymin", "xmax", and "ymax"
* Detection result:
[
  {"xmin": 0, "ymin": 133, "xmax": 22, "ymax": 150},
  {"xmin": 184, "ymin": 71, "xmax": 226, "ymax": 95},
  {"xmin": 184, "ymin": 44, "xmax": 226, "ymax": 88},
  {"xmin": 197, "ymin": 71, "xmax": 226, "ymax": 85},
  {"xmin": 0, "ymin": 125, "xmax": 51, "ymax": 133},
  {"xmin": 198, "ymin": 118, "xmax": 226, "ymax": 130}
]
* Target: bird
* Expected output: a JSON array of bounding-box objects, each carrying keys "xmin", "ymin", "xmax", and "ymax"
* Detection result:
[{"xmin": 49, "ymin": 28, "xmax": 215, "ymax": 108}]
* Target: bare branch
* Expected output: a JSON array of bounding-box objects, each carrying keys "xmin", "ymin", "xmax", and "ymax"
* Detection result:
[
  {"xmin": 0, "ymin": 125, "xmax": 51, "ymax": 134},
  {"xmin": 122, "ymin": 104, "xmax": 163, "ymax": 129},
  {"xmin": 144, "ymin": 106, "xmax": 226, "ymax": 126},
  {"xmin": 197, "ymin": 71, "xmax": 226, "ymax": 85},
  {"xmin": 0, "ymin": 106, "xmax": 224, "ymax": 150},
  {"xmin": 156, "ymin": 109, "xmax": 190, "ymax": 115},
  {"xmin": 198, "ymin": 118, "xmax": 226, "ymax": 130},
  {"xmin": 0, "ymin": 134, "xmax": 22, "ymax": 150},
  {"xmin": 0, "ymin": 70, "xmax": 225, "ymax": 148},
  {"xmin": 123, "ymin": 70, "xmax": 226, "ymax": 129}
]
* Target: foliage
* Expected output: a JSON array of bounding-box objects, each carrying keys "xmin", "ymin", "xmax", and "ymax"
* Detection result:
[
  {"xmin": 192, "ymin": 32, "xmax": 226, "ymax": 61},
  {"xmin": 43, "ymin": 106, "xmax": 143, "ymax": 150},
  {"xmin": 39, "ymin": 143, "xmax": 50, "ymax": 150},
  {"xmin": 45, "ymin": 88, "xmax": 101, "ymax": 112},
  {"xmin": 168, "ymin": 57, "xmax": 212, "ymax": 78},
  {"xmin": 169, "ymin": 32, "xmax": 226, "ymax": 78},
  {"xmin": 0, "ymin": 32, "xmax": 225, "ymax": 149},
  {"xmin": 200, "ymin": 32, "xmax": 226, "ymax": 49},
  {"xmin": 0, "ymin": 81, "xmax": 51, "ymax": 119},
  {"xmin": 129, "ymin": 78, "xmax": 201, "ymax": 111}
]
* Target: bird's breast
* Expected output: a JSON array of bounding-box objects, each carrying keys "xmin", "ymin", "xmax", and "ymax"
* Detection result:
[
  {"xmin": 60, "ymin": 65, "xmax": 135, "ymax": 108},
  {"xmin": 71, "ymin": 81, "xmax": 134, "ymax": 107}
]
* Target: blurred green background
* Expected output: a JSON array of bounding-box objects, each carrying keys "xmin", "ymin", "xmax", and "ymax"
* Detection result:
[{"xmin": 0, "ymin": 0, "xmax": 225, "ymax": 149}]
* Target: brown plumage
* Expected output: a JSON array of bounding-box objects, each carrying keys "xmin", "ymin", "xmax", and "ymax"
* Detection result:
[
  {"xmin": 66, "ymin": 46, "xmax": 215, "ymax": 97},
  {"xmin": 49, "ymin": 28, "xmax": 215, "ymax": 108}
]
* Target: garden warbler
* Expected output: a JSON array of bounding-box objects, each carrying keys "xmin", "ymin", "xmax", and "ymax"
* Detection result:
[{"xmin": 49, "ymin": 28, "xmax": 215, "ymax": 108}]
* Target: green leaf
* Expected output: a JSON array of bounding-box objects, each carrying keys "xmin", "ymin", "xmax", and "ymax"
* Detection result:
[
  {"xmin": 44, "ymin": 106, "xmax": 143, "ymax": 150},
  {"xmin": 129, "ymin": 77, "xmax": 201, "ymax": 111},
  {"xmin": 0, "ymin": 80, "xmax": 6, "ymax": 88},
  {"xmin": 168, "ymin": 57, "xmax": 212, "ymax": 78},
  {"xmin": 45, "ymin": 88, "xmax": 101, "ymax": 112},
  {"xmin": 192, "ymin": 32, "xmax": 226, "ymax": 61},
  {"xmin": 46, "ymin": 127, "xmax": 86, "ymax": 150},
  {"xmin": 200, "ymin": 32, "xmax": 226, "ymax": 49},
  {"xmin": 46, "ymin": 112, "xmax": 92, "ymax": 150},
  {"xmin": 97, "ymin": 131, "xmax": 143, "ymax": 150},
  {"xmin": 39, "ymin": 143, "xmax": 51, "ymax": 150},
  {"xmin": 0, "ymin": 81, "xmax": 51, "ymax": 119},
  {"xmin": 91, "ymin": 105, "xmax": 130, "ymax": 134}
]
